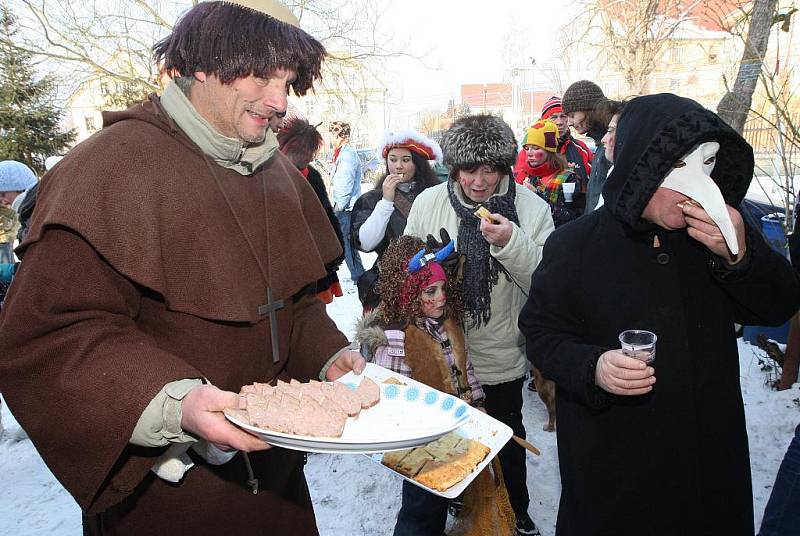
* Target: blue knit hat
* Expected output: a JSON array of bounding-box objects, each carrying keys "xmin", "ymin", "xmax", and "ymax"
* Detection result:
[{"xmin": 0, "ymin": 161, "xmax": 37, "ymax": 192}]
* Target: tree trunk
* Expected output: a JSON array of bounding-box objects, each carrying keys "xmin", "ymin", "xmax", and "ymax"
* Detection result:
[
  {"xmin": 716, "ymin": 0, "xmax": 778, "ymax": 133},
  {"xmin": 778, "ymin": 312, "xmax": 800, "ymax": 390}
]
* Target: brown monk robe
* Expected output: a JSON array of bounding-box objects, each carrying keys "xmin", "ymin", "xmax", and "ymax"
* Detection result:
[{"xmin": 0, "ymin": 96, "xmax": 348, "ymax": 534}]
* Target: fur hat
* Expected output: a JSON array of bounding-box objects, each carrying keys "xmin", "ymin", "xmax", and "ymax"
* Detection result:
[
  {"xmin": 540, "ymin": 96, "xmax": 563, "ymax": 119},
  {"xmin": 521, "ymin": 120, "xmax": 559, "ymax": 153},
  {"xmin": 0, "ymin": 161, "xmax": 37, "ymax": 192},
  {"xmin": 562, "ymin": 80, "xmax": 606, "ymax": 114},
  {"xmin": 378, "ymin": 128, "xmax": 443, "ymax": 161},
  {"xmin": 441, "ymin": 114, "xmax": 517, "ymax": 171}
]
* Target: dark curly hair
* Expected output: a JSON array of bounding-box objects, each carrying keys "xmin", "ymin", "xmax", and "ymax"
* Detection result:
[
  {"xmin": 277, "ymin": 116, "xmax": 323, "ymax": 163},
  {"xmin": 153, "ymin": 2, "xmax": 325, "ymax": 96},
  {"xmin": 376, "ymin": 236, "xmax": 464, "ymax": 327}
]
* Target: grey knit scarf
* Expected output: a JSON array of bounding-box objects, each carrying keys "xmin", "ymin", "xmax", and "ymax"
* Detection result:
[{"xmin": 447, "ymin": 178, "xmax": 520, "ymax": 328}]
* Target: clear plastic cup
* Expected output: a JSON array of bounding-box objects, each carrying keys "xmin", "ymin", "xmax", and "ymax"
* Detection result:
[{"xmin": 619, "ymin": 330, "xmax": 657, "ymax": 364}]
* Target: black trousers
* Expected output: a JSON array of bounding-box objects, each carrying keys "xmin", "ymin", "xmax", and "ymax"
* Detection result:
[
  {"xmin": 482, "ymin": 376, "xmax": 530, "ymax": 517},
  {"xmin": 393, "ymin": 480, "xmax": 449, "ymax": 536}
]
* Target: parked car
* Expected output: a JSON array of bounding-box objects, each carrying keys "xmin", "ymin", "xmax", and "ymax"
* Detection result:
[{"xmin": 356, "ymin": 148, "xmax": 383, "ymax": 185}]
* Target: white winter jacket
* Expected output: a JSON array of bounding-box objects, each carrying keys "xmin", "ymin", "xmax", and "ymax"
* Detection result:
[{"xmin": 404, "ymin": 176, "xmax": 554, "ymax": 385}]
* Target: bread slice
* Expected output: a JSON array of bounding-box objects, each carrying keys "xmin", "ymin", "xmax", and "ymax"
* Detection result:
[
  {"xmin": 415, "ymin": 459, "xmax": 469, "ymax": 491},
  {"xmin": 450, "ymin": 439, "xmax": 491, "ymax": 472},
  {"xmin": 381, "ymin": 448, "xmax": 413, "ymax": 470},
  {"xmin": 424, "ymin": 437, "xmax": 468, "ymax": 460},
  {"xmin": 379, "ymin": 434, "xmax": 492, "ymax": 491},
  {"xmin": 394, "ymin": 449, "xmax": 435, "ymax": 477}
]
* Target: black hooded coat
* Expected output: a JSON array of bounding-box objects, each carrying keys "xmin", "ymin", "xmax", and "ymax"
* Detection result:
[{"xmin": 519, "ymin": 94, "xmax": 800, "ymax": 536}]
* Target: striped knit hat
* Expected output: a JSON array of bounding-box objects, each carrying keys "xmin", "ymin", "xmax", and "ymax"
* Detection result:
[{"xmin": 540, "ymin": 96, "xmax": 563, "ymax": 119}]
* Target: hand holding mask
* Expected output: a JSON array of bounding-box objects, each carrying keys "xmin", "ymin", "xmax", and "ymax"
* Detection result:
[{"xmin": 661, "ymin": 142, "xmax": 744, "ymax": 261}]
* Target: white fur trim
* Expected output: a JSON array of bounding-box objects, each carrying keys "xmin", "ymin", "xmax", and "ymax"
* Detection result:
[{"xmin": 378, "ymin": 128, "xmax": 443, "ymax": 162}]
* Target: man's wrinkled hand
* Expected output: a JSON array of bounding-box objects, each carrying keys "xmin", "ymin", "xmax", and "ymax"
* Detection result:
[
  {"xmin": 326, "ymin": 350, "xmax": 367, "ymax": 381},
  {"xmin": 595, "ymin": 350, "xmax": 656, "ymax": 396},
  {"xmin": 181, "ymin": 384, "xmax": 270, "ymax": 452},
  {"xmin": 683, "ymin": 203, "xmax": 747, "ymax": 264}
]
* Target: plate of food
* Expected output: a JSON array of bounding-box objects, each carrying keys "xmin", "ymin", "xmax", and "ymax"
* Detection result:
[
  {"xmin": 351, "ymin": 364, "xmax": 514, "ymax": 498},
  {"xmin": 223, "ymin": 363, "xmax": 472, "ymax": 454},
  {"xmin": 369, "ymin": 403, "xmax": 513, "ymax": 498}
]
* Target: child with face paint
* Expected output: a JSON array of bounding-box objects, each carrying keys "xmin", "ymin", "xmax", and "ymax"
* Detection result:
[
  {"xmin": 355, "ymin": 235, "xmax": 485, "ymax": 536},
  {"xmin": 519, "ymin": 120, "xmax": 583, "ymax": 227}
]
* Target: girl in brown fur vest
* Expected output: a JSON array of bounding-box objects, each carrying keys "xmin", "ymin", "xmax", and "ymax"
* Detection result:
[{"xmin": 356, "ymin": 235, "xmax": 484, "ymax": 536}]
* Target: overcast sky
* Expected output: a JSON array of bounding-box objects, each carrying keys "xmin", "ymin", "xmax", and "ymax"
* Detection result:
[{"xmin": 378, "ymin": 0, "xmax": 581, "ymax": 124}]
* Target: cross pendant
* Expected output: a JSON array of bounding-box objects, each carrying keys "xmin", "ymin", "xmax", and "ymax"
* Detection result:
[{"xmin": 257, "ymin": 288, "xmax": 284, "ymax": 364}]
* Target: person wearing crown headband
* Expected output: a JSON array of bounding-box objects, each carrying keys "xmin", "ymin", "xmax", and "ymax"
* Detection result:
[
  {"xmin": 520, "ymin": 93, "xmax": 800, "ymax": 535},
  {"xmin": 0, "ymin": 2, "xmax": 367, "ymax": 534},
  {"xmin": 404, "ymin": 114, "xmax": 553, "ymax": 536},
  {"xmin": 351, "ymin": 128, "xmax": 443, "ymax": 310},
  {"xmin": 355, "ymin": 235, "xmax": 485, "ymax": 535}
]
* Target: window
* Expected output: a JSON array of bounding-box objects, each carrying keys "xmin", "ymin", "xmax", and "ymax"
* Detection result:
[
  {"xmin": 359, "ymin": 97, "xmax": 368, "ymax": 114},
  {"xmin": 670, "ymin": 46, "xmax": 682, "ymax": 63},
  {"xmin": 306, "ymin": 101, "xmax": 315, "ymax": 116},
  {"xmin": 84, "ymin": 116, "xmax": 97, "ymax": 132}
]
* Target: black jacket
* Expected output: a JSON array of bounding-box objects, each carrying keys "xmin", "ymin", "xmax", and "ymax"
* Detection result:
[
  {"xmin": 520, "ymin": 93, "xmax": 800, "ymax": 536},
  {"xmin": 306, "ymin": 165, "xmax": 344, "ymax": 294},
  {"xmin": 583, "ymin": 123, "xmax": 611, "ymax": 213},
  {"xmin": 350, "ymin": 187, "xmax": 416, "ymax": 308}
]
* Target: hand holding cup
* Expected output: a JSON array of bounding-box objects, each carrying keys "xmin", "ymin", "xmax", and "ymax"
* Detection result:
[{"xmin": 595, "ymin": 348, "xmax": 656, "ymax": 396}]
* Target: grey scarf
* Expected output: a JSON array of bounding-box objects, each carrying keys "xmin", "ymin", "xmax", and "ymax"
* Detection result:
[{"xmin": 447, "ymin": 178, "xmax": 520, "ymax": 328}]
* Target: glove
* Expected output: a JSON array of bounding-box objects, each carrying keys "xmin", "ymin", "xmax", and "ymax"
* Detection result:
[{"xmin": 425, "ymin": 227, "xmax": 462, "ymax": 275}]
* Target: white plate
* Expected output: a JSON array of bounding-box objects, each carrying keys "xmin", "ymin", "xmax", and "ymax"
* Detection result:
[
  {"xmin": 224, "ymin": 363, "xmax": 471, "ymax": 454},
  {"xmin": 366, "ymin": 384, "xmax": 514, "ymax": 498}
]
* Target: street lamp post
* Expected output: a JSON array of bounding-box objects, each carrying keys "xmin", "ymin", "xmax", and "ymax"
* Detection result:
[{"xmin": 529, "ymin": 57, "xmax": 536, "ymax": 124}]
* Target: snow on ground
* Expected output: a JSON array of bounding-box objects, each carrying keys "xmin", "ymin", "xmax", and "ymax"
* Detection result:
[{"xmin": 1, "ymin": 255, "xmax": 798, "ymax": 535}]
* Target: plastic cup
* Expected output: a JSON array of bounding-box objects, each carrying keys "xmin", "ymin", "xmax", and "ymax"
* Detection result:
[
  {"xmin": 619, "ymin": 330, "xmax": 657, "ymax": 364},
  {"xmin": 562, "ymin": 182, "xmax": 576, "ymax": 202}
]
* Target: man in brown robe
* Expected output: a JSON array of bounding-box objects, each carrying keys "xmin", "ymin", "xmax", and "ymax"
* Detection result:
[{"xmin": 0, "ymin": 2, "xmax": 365, "ymax": 534}]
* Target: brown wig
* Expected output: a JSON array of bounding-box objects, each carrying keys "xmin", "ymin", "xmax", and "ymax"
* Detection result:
[
  {"xmin": 374, "ymin": 151, "xmax": 440, "ymax": 190},
  {"xmin": 277, "ymin": 116, "xmax": 323, "ymax": 163},
  {"xmin": 152, "ymin": 2, "xmax": 325, "ymax": 95},
  {"xmin": 376, "ymin": 236, "xmax": 464, "ymax": 327}
]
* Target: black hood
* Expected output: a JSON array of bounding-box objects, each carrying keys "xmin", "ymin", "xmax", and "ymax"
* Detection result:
[{"xmin": 603, "ymin": 93, "xmax": 754, "ymax": 231}]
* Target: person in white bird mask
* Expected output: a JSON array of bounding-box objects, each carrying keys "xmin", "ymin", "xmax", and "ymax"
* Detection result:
[{"xmin": 520, "ymin": 93, "xmax": 800, "ymax": 536}]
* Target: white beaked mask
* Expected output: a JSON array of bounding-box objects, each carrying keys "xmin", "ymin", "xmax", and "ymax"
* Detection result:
[{"xmin": 660, "ymin": 141, "xmax": 739, "ymax": 255}]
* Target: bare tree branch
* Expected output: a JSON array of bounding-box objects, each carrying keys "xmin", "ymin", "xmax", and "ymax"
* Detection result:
[{"xmin": 6, "ymin": 0, "xmax": 414, "ymax": 106}]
